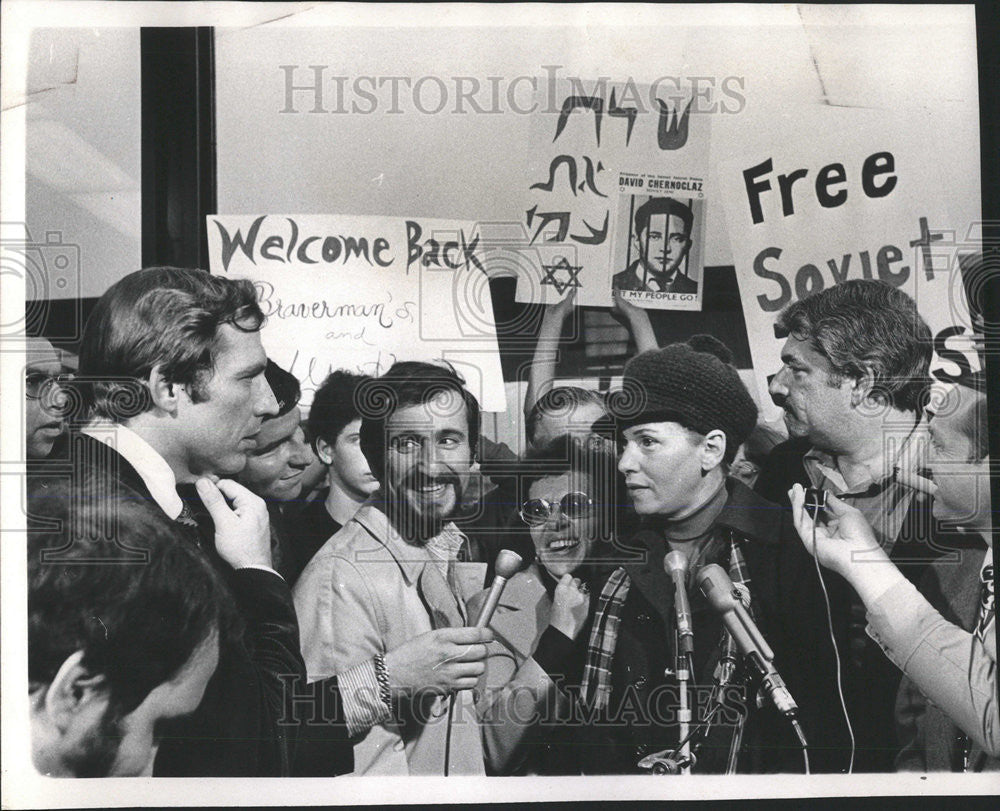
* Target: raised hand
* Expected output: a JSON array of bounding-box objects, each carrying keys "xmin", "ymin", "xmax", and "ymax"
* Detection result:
[
  {"xmin": 196, "ymin": 477, "xmax": 272, "ymax": 570},
  {"xmin": 549, "ymin": 573, "xmax": 591, "ymax": 639},
  {"xmin": 611, "ymin": 290, "xmax": 657, "ymax": 352},
  {"xmin": 545, "ymin": 288, "xmax": 578, "ymax": 324}
]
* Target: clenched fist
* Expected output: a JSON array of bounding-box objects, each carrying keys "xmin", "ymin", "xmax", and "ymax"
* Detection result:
[
  {"xmin": 383, "ymin": 626, "xmax": 494, "ymax": 698},
  {"xmin": 549, "ymin": 573, "xmax": 591, "ymax": 640}
]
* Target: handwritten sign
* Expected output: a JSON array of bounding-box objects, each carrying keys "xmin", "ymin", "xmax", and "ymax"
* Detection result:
[
  {"xmin": 513, "ymin": 78, "xmax": 712, "ymax": 308},
  {"xmin": 207, "ymin": 214, "xmax": 506, "ymax": 411},
  {"xmin": 717, "ymin": 106, "xmax": 980, "ymax": 422}
]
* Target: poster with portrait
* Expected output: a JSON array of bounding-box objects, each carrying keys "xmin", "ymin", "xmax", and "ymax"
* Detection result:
[
  {"xmin": 513, "ymin": 76, "xmax": 713, "ymax": 308},
  {"xmin": 609, "ymin": 173, "xmax": 706, "ymax": 310}
]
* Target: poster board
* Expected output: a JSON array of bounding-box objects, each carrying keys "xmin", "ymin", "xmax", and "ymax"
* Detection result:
[
  {"xmin": 716, "ymin": 105, "xmax": 982, "ymax": 421},
  {"xmin": 207, "ymin": 213, "xmax": 506, "ymax": 411},
  {"xmin": 512, "ymin": 77, "xmax": 712, "ymax": 308}
]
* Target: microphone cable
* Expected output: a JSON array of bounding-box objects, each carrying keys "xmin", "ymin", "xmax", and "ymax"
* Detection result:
[
  {"xmin": 811, "ymin": 519, "xmax": 855, "ymax": 773},
  {"xmin": 791, "ymin": 718, "xmax": 810, "ymax": 774},
  {"xmin": 444, "ymin": 691, "xmax": 457, "ymax": 776}
]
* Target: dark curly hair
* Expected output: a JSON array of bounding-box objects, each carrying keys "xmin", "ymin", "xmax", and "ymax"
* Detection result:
[
  {"xmin": 357, "ymin": 360, "xmax": 480, "ymax": 480},
  {"xmin": 28, "ymin": 477, "xmax": 231, "ymax": 719},
  {"xmin": 307, "ymin": 370, "xmax": 372, "ymax": 454},
  {"xmin": 775, "ymin": 279, "xmax": 932, "ymax": 413}
]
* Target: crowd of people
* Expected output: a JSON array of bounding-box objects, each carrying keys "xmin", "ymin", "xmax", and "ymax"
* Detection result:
[{"xmin": 24, "ymin": 267, "xmax": 996, "ymax": 778}]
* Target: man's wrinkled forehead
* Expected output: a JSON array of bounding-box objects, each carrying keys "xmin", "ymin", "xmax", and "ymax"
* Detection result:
[
  {"xmin": 779, "ymin": 334, "xmax": 830, "ymax": 369},
  {"xmin": 385, "ymin": 394, "xmax": 470, "ymax": 433}
]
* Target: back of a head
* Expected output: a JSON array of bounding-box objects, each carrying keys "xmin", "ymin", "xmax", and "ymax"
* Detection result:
[
  {"xmin": 307, "ymin": 369, "xmax": 372, "ymax": 452},
  {"xmin": 357, "ymin": 360, "xmax": 480, "ymax": 476},
  {"xmin": 28, "ymin": 477, "xmax": 229, "ymax": 717},
  {"xmin": 79, "ymin": 267, "xmax": 264, "ymax": 422},
  {"xmin": 776, "ymin": 279, "xmax": 932, "ymax": 413}
]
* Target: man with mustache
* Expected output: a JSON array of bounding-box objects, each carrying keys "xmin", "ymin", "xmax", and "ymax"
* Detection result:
[
  {"xmin": 294, "ymin": 361, "xmax": 494, "ymax": 775},
  {"xmin": 788, "ymin": 375, "xmax": 997, "ymax": 771},
  {"xmin": 754, "ymin": 279, "xmax": 972, "ymax": 772}
]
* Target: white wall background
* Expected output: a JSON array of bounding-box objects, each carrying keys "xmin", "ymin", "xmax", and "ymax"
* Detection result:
[
  {"xmin": 25, "ymin": 28, "xmax": 141, "ymax": 300},
  {"xmin": 19, "ymin": 7, "xmax": 979, "ymax": 308}
]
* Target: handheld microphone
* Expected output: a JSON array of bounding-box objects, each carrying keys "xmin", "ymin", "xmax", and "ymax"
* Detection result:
[
  {"xmin": 803, "ymin": 487, "xmax": 827, "ymax": 522},
  {"xmin": 664, "ymin": 550, "xmax": 694, "ymax": 654},
  {"xmin": 696, "ymin": 564, "xmax": 799, "ymax": 717},
  {"xmin": 473, "ymin": 549, "xmax": 523, "ymax": 628}
]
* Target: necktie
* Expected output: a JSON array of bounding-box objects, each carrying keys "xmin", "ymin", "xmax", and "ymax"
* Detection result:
[
  {"xmin": 176, "ymin": 499, "xmax": 199, "ymax": 528},
  {"xmin": 977, "ymin": 564, "xmax": 995, "ymax": 643},
  {"xmin": 174, "ymin": 485, "xmax": 203, "ymax": 548}
]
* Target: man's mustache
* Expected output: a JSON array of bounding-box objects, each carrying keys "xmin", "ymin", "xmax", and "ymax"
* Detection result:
[{"xmin": 402, "ymin": 466, "xmax": 467, "ymax": 492}]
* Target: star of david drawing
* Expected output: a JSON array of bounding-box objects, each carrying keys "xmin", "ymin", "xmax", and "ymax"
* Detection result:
[{"xmin": 540, "ymin": 256, "xmax": 583, "ymax": 294}]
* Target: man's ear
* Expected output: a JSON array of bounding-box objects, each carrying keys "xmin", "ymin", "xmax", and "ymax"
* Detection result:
[
  {"xmin": 148, "ymin": 363, "xmax": 181, "ymax": 415},
  {"xmin": 850, "ymin": 368, "xmax": 876, "ymax": 407},
  {"xmin": 44, "ymin": 650, "xmax": 109, "ymax": 730},
  {"xmin": 314, "ymin": 436, "xmax": 334, "ymax": 466},
  {"xmin": 700, "ymin": 429, "xmax": 727, "ymax": 473}
]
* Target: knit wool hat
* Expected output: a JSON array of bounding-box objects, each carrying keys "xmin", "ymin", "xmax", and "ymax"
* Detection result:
[{"xmin": 610, "ymin": 339, "xmax": 758, "ymax": 456}]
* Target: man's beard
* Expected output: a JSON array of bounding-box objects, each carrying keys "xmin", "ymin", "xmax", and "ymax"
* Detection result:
[
  {"xmin": 65, "ymin": 704, "xmax": 124, "ymax": 777},
  {"xmin": 387, "ymin": 473, "xmax": 466, "ymax": 543}
]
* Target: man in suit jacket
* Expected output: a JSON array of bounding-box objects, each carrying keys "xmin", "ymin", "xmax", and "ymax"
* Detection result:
[
  {"xmin": 67, "ymin": 267, "xmax": 363, "ymax": 777},
  {"xmin": 611, "ymin": 197, "xmax": 698, "ymax": 294},
  {"xmin": 294, "ymin": 361, "xmax": 495, "ymax": 775}
]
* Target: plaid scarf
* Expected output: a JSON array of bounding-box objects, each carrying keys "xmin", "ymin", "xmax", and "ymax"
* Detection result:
[{"xmin": 581, "ymin": 532, "xmax": 754, "ymax": 711}]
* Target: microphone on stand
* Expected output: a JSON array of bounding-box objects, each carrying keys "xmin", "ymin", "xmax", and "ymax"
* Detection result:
[
  {"xmin": 695, "ymin": 564, "xmax": 799, "ymax": 717},
  {"xmin": 713, "ymin": 582, "xmax": 749, "ymax": 699},
  {"xmin": 664, "ymin": 550, "xmax": 694, "ymax": 655},
  {"xmin": 473, "ymin": 549, "xmax": 523, "ymax": 628}
]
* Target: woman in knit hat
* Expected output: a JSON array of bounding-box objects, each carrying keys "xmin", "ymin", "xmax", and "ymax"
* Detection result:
[{"xmin": 577, "ymin": 336, "xmax": 806, "ymax": 774}]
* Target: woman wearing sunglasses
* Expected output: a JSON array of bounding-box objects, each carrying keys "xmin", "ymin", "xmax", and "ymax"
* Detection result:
[{"xmin": 470, "ymin": 435, "xmax": 620, "ymax": 775}]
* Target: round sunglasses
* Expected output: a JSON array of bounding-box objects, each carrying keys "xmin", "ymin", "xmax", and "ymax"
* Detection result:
[{"xmin": 519, "ymin": 491, "xmax": 595, "ymax": 526}]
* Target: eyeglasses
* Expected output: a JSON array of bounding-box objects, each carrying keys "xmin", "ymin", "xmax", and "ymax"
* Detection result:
[
  {"xmin": 25, "ymin": 371, "xmax": 73, "ymax": 401},
  {"xmin": 520, "ymin": 491, "xmax": 595, "ymax": 526}
]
